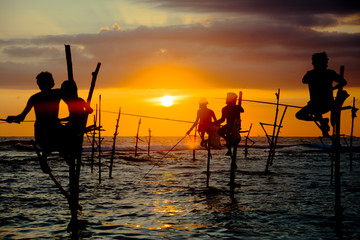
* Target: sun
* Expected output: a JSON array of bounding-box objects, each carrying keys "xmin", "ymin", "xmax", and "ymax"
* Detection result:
[{"xmin": 161, "ymin": 96, "xmax": 173, "ymax": 107}]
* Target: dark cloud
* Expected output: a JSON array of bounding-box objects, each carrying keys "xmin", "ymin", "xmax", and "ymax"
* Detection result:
[
  {"xmin": 1, "ymin": 19, "xmax": 359, "ymax": 90},
  {"xmin": 142, "ymin": 0, "xmax": 360, "ymax": 27},
  {"xmin": 144, "ymin": 0, "xmax": 360, "ymax": 15}
]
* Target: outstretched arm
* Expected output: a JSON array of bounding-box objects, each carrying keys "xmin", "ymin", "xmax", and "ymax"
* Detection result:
[
  {"xmin": 6, "ymin": 98, "xmax": 33, "ymax": 123},
  {"xmin": 215, "ymin": 107, "xmax": 227, "ymax": 125},
  {"xmin": 211, "ymin": 111, "xmax": 217, "ymax": 122},
  {"xmin": 187, "ymin": 114, "xmax": 200, "ymax": 135}
]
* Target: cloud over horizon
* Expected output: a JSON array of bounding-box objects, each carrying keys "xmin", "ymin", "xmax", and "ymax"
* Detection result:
[{"xmin": 1, "ymin": 0, "xmax": 359, "ymax": 90}]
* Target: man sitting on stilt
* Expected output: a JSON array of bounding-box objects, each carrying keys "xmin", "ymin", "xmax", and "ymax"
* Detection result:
[
  {"xmin": 187, "ymin": 98, "xmax": 217, "ymax": 148},
  {"xmin": 296, "ymin": 52, "xmax": 347, "ymax": 137},
  {"xmin": 216, "ymin": 92, "xmax": 244, "ymax": 156},
  {"xmin": 6, "ymin": 72, "xmax": 63, "ymax": 172}
]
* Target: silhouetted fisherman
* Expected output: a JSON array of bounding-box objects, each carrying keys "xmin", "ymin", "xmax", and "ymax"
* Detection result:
[
  {"xmin": 187, "ymin": 98, "xmax": 217, "ymax": 147},
  {"xmin": 6, "ymin": 71, "xmax": 63, "ymax": 173},
  {"xmin": 296, "ymin": 52, "xmax": 347, "ymax": 137},
  {"xmin": 60, "ymin": 80, "xmax": 93, "ymax": 158},
  {"xmin": 216, "ymin": 92, "xmax": 244, "ymax": 156}
]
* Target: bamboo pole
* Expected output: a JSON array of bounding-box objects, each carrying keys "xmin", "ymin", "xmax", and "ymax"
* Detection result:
[
  {"xmin": 244, "ymin": 123, "xmax": 253, "ymax": 159},
  {"xmin": 98, "ymin": 95, "xmax": 102, "ymax": 184},
  {"xmin": 265, "ymin": 89, "xmax": 280, "ymax": 173},
  {"xmin": 65, "ymin": 45, "xmax": 80, "ymax": 239},
  {"xmin": 135, "ymin": 118, "xmax": 141, "ymax": 157},
  {"xmin": 65, "ymin": 45, "xmax": 74, "ymax": 82},
  {"xmin": 87, "ymin": 63, "xmax": 100, "ymax": 105},
  {"xmin": 109, "ymin": 107, "xmax": 121, "ymax": 179},
  {"xmin": 259, "ymin": 122, "xmax": 272, "ymax": 144},
  {"xmin": 193, "ymin": 125, "xmax": 197, "ymax": 161},
  {"xmin": 269, "ymin": 106, "xmax": 288, "ymax": 166},
  {"xmin": 90, "ymin": 105, "xmax": 97, "ymax": 173},
  {"xmin": 230, "ymin": 91, "xmax": 242, "ymax": 198},
  {"xmin": 32, "ymin": 142, "xmax": 72, "ymax": 202},
  {"xmin": 148, "ymin": 128, "xmax": 151, "ymax": 157},
  {"xmin": 349, "ymin": 97, "xmax": 357, "ymax": 171},
  {"xmin": 230, "ymin": 145, "xmax": 237, "ymax": 199},
  {"xmin": 333, "ymin": 66, "xmax": 345, "ymax": 230},
  {"xmin": 206, "ymin": 134, "xmax": 211, "ymax": 188}
]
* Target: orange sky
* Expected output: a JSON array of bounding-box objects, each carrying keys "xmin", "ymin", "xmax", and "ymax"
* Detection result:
[
  {"xmin": 1, "ymin": 87, "xmax": 359, "ymax": 137},
  {"xmin": 1, "ymin": 1, "xmax": 359, "ymax": 137}
]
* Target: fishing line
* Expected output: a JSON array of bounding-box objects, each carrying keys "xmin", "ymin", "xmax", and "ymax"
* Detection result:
[{"xmin": 142, "ymin": 133, "xmax": 189, "ymax": 179}]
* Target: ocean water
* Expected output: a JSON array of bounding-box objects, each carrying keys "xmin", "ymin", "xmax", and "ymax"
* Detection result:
[{"xmin": 0, "ymin": 136, "xmax": 359, "ymax": 239}]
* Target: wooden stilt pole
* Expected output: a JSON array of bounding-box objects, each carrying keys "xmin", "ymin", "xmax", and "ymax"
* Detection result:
[
  {"xmin": 206, "ymin": 134, "xmax": 211, "ymax": 188},
  {"xmin": 32, "ymin": 143, "xmax": 72, "ymax": 202},
  {"xmin": 90, "ymin": 105, "xmax": 97, "ymax": 173},
  {"xmin": 265, "ymin": 89, "xmax": 280, "ymax": 173},
  {"xmin": 260, "ymin": 122, "xmax": 272, "ymax": 144},
  {"xmin": 269, "ymin": 105, "xmax": 288, "ymax": 166},
  {"xmin": 148, "ymin": 128, "xmax": 151, "ymax": 157},
  {"xmin": 230, "ymin": 144, "xmax": 237, "ymax": 199},
  {"xmin": 229, "ymin": 91, "xmax": 242, "ymax": 198},
  {"xmin": 135, "ymin": 118, "xmax": 141, "ymax": 157},
  {"xmin": 349, "ymin": 97, "xmax": 357, "ymax": 171},
  {"xmin": 244, "ymin": 123, "xmax": 252, "ymax": 159},
  {"xmin": 109, "ymin": 107, "xmax": 121, "ymax": 179},
  {"xmin": 65, "ymin": 45, "xmax": 100, "ymax": 238},
  {"xmin": 98, "ymin": 95, "xmax": 102, "ymax": 184},
  {"xmin": 333, "ymin": 65, "xmax": 346, "ymax": 231},
  {"xmin": 65, "ymin": 45, "xmax": 80, "ymax": 238},
  {"xmin": 193, "ymin": 125, "xmax": 197, "ymax": 161},
  {"xmin": 331, "ymin": 130, "xmax": 335, "ymax": 185}
]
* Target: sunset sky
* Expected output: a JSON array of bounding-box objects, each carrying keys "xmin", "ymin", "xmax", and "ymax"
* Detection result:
[{"xmin": 1, "ymin": 0, "xmax": 359, "ymax": 137}]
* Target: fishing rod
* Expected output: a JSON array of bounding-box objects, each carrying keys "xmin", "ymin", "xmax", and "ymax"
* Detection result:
[{"xmin": 143, "ymin": 133, "xmax": 189, "ymax": 178}]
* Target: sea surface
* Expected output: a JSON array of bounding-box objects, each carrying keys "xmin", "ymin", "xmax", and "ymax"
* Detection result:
[{"xmin": 0, "ymin": 136, "xmax": 359, "ymax": 239}]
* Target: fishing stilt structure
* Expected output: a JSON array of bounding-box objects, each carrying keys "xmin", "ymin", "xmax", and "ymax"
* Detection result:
[
  {"xmin": 229, "ymin": 91, "xmax": 243, "ymax": 198},
  {"xmin": 332, "ymin": 65, "xmax": 348, "ymax": 231},
  {"xmin": 65, "ymin": 45, "xmax": 79, "ymax": 238},
  {"xmin": 193, "ymin": 125, "xmax": 197, "ymax": 161},
  {"xmin": 229, "ymin": 144, "xmax": 238, "ymax": 199},
  {"xmin": 147, "ymin": 128, "xmax": 151, "ymax": 157},
  {"xmin": 32, "ymin": 142, "xmax": 72, "ymax": 203},
  {"xmin": 109, "ymin": 107, "xmax": 121, "ymax": 179},
  {"xmin": 243, "ymin": 123, "xmax": 254, "ymax": 159},
  {"xmin": 65, "ymin": 45, "xmax": 101, "ymax": 238},
  {"xmin": 349, "ymin": 97, "xmax": 358, "ymax": 171},
  {"xmin": 98, "ymin": 95, "xmax": 102, "ymax": 184},
  {"xmin": 262, "ymin": 89, "xmax": 287, "ymax": 173},
  {"xmin": 206, "ymin": 134, "xmax": 211, "ymax": 188},
  {"xmin": 135, "ymin": 118, "xmax": 141, "ymax": 157},
  {"xmin": 90, "ymin": 106, "xmax": 97, "ymax": 173}
]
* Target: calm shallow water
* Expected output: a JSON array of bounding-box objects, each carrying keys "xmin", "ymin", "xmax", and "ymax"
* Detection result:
[{"xmin": 0, "ymin": 137, "xmax": 359, "ymax": 239}]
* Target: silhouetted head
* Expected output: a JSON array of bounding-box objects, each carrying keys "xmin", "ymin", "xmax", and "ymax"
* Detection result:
[
  {"xmin": 36, "ymin": 72, "xmax": 55, "ymax": 91},
  {"xmin": 312, "ymin": 52, "xmax": 328, "ymax": 70},
  {"xmin": 199, "ymin": 98, "xmax": 208, "ymax": 108},
  {"xmin": 61, "ymin": 80, "xmax": 78, "ymax": 102},
  {"xmin": 226, "ymin": 92, "xmax": 237, "ymax": 105}
]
